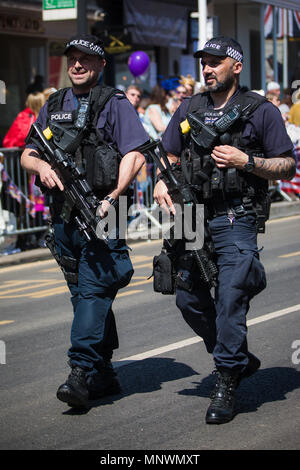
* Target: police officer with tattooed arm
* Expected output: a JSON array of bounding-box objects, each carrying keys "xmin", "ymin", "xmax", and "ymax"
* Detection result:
[
  {"xmin": 21, "ymin": 34, "xmax": 149, "ymax": 409},
  {"xmin": 153, "ymin": 37, "xmax": 295, "ymax": 424}
]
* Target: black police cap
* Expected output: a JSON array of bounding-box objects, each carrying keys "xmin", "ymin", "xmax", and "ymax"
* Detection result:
[
  {"xmin": 194, "ymin": 36, "xmax": 243, "ymax": 63},
  {"xmin": 64, "ymin": 34, "xmax": 105, "ymax": 58}
]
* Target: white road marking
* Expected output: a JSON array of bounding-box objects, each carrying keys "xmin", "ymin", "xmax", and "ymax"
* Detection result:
[
  {"xmin": 279, "ymin": 251, "xmax": 300, "ymax": 258},
  {"xmin": 114, "ymin": 304, "xmax": 300, "ymax": 368}
]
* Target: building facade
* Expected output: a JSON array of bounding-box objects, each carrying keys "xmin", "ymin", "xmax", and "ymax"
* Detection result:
[{"xmin": 0, "ymin": 0, "xmax": 299, "ymax": 143}]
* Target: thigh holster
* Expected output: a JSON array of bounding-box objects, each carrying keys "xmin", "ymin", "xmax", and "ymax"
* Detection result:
[{"xmin": 60, "ymin": 255, "xmax": 78, "ymax": 284}]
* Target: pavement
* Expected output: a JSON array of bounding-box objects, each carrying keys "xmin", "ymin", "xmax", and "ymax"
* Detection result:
[{"xmin": 0, "ymin": 200, "xmax": 299, "ymax": 269}]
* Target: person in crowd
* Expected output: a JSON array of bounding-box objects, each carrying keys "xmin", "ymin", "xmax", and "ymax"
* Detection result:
[
  {"xmin": 266, "ymin": 56, "xmax": 283, "ymax": 84},
  {"xmin": 21, "ymin": 33, "xmax": 148, "ymax": 409},
  {"xmin": 137, "ymin": 97, "xmax": 150, "ymax": 118},
  {"xmin": 125, "ymin": 84, "xmax": 142, "ymax": 112},
  {"xmin": 153, "ymin": 36, "xmax": 295, "ymax": 424},
  {"xmin": 137, "ymin": 97, "xmax": 151, "ymax": 134},
  {"xmin": 266, "ymin": 81, "xmax": 281, "ymax": 98},
  {"xmin": 279, "ymin": 94, "xmax": 300, "ymax": 200},
  {"xmin": 172, "ymin": 84, "xmax": 188, "ymax": 112},
  {"xmin": 266, "ymin": 92, "xmax": 280, "ymax": 107},
  {"xmin": 26, "ymin": 74, "xmax": 44, "ymax": 95},
  {"xmin": 43, "ymin": 87, "xmax": 57, "ymax": 101},
  {"xmin": 143, "ymin": 84, "xmax": 172, "ymax": 140},
  {"xmin": 3, "ymin": 92, "xmax": 45, "ymax": 148},
  {"xmin": 279, "ymin": 103, "xmax": 290, "ymax": 122},
  {"xmin": 280, "ymin": 88, "xmax": 293, "ymax": 109},
  {"xmin": 179, "ymin": 74, "xmax": 196, "ymax": 96},
  {"xmin": 289, "ymin": 89, "xmax": 300, "ymax": 127},
  {"xmin": 2, "ymin": 92, "xmax": 46, "ymax": 250}
]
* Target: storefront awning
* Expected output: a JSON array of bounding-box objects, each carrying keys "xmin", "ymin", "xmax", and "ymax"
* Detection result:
[{"xmin": 251, "ymin": 0, "xmax": 300, "ymax": 11}]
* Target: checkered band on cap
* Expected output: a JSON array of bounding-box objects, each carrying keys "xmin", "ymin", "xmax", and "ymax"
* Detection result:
[{"xmin": 226, "ymin": 46, "xmax": 243, "ymax": 62}]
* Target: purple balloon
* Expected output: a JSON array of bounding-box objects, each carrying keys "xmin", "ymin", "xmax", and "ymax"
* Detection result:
[{"xmin": 128, "ymin": 51, "xmax": 150, "ymax": 77}]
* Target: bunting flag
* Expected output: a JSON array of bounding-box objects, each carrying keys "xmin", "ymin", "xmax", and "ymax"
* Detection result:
[
  {"xmin": 7, "ymin": 180, "xmax": 22, "ymax": 204},
  {"xmin": 0, "ymin": 167, "xmax": 49, "ymax": 220},
  {"xmin": 288, "ymin": 9, "xmax": 300, "ymax": 37},
  {"xmin": 264, "ymin": 5, "xmax": 273, "ymax": 38},
  {"xmin": 280, "ymin": 148, "xmax": 300, "ymax": 196},
  {"xmin": 264, "ymin": 5, "xmax": 300, "ymax": 38}
]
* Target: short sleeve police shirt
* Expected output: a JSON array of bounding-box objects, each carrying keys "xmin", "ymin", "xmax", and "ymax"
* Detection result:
[
  {"xmin": 162, "ymin": 90, "xmax": 294, "ymax": 158},
  {"xmin": 27, "ymin": 87, "xmax": 149, "ymax": 156}
]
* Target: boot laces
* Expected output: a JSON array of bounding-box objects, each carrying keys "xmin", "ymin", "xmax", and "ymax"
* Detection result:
[
  {"xmin": 210, "ymin": 370, "xmax": 237, "ymax": 406},
  {"xmin": 68, "ymin": 366, "xmax": 86, "ymax": 387}
]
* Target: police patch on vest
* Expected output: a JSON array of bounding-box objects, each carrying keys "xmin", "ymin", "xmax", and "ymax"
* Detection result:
[
  {"xmin": 50, "ymin": 112, "xmax": 73, "ymax": 122},
  {"xmin": 203, "ymin": 110, "xmax": 223, "ymax": 125}
]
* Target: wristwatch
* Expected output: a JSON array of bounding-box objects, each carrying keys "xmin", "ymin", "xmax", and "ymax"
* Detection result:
[
  {"xmin": 244, "ymin": 154, "xmax": 255, "ymax": 173},
  {"xmin": 104, "ymin": 196, "xmax": 118, "ymax": 207}
]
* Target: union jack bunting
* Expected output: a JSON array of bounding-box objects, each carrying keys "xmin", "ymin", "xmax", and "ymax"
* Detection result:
[
  {"xmin": 264, "ymin": 5, "xmax": 300, "ymax": 38},
  {"xmin": 281, "ymin": 148, "xmax": 300, "ymax": 197}
]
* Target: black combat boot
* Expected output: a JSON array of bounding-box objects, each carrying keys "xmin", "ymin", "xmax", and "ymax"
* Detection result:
[
  {"xmin": 87, "ymin": 360, "xmax": 121, "ymax": 400},
  {"xmin": 205, "ymin": 369, "xmax": 238, "ymax": 424},
  {"xmin": 56, "ymin": 364, "xmax": 89, "ymax": 409}
]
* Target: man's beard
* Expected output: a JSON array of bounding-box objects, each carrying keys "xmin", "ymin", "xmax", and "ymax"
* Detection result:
[{"xmin": 205, "ymin": 73, "xmax": 235, "ymax": 93}]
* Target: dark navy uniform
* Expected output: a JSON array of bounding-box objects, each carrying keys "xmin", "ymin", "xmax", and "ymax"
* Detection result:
[
  {"xmin": 27, "ymin": 87, "xmax": 149, "ymax": 385},
  {"xmin": 162, "ymin": 88, "xmax": 294, "ymax": 373}
]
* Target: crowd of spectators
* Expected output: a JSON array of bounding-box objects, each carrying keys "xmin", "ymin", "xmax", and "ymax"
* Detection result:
[{"xmin": 1, "ymin": 72, "xmax": 300, "ymax": 254}]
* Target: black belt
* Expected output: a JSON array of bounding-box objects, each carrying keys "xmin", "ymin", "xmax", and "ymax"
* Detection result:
[{"xmin": 208, "ymin": 198, "xmax": 255, "ymax": 219}]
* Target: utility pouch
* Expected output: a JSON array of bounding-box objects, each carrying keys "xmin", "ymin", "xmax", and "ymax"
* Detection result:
[
  {"xmin": 45, "ymin": 226, "xmax": 78, "ymax": 284},
  {"xmin": 153, "ymin": 249, "xmax": 176, "ymax": 295},
  {"xmin": 59, "ymin": 254, "xmax": 78, "ymax": 284},
  {"xmin": 85, "ymin": 143, "xmax": 121, "ymax": 193},
  {"xmin": 191, "ymin": 156, "xmax": 206, "ymax": 187},
  {"xmin": 224, "ymin": 168, "xmax": 243, "ymax": 193},
  {"xmin": 189, "ymin": 154, "xmax": 212, "ymax": 198},
  {"xmin": 255, "ymin": 192, "xmax": 271, "ymax": 233},
  {"xmin": 211, "ymin": 166, "xmax": 223, "ymax": 191}
]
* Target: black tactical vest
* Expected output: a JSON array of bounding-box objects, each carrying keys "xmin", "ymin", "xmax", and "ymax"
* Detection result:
[
  {"xmin": 182, "ymin": 89, "xmax": 269, "ymax": 204},
  {"xmin": 46, "ymin": 84, "xmax": 124, "ymax": 198}
]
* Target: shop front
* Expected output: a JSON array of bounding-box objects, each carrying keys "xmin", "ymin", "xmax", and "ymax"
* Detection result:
[{"xmin": 0, "ymin": 4, "xmax": 47, "ymax": 142}]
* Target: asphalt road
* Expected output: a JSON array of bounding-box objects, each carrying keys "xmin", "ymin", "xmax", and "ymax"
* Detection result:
[{"xmin": 0, "ymin": 215, "xmax": 300, "ymax": 453}]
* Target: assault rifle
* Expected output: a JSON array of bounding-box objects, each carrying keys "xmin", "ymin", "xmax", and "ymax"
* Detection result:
[
  {"xmin": 26, "ymin": 122, "xmax": 108, "ymax": 244},
  {"xmin": 139, "ymin": 140, "xmax": 218, "ymax": 289}
]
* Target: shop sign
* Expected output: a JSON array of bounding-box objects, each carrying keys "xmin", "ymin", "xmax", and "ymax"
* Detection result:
[
  {"xmin": 0, "ymin": 13, "xmax": 43, "ymax": 33},
  {"xmin": 43, "ymin": 0, "xmax": 77, "ymax": 21}
]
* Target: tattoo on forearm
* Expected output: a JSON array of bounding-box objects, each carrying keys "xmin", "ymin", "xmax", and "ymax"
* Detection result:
[{"xmin": 254, "ymin": 156, "xmax": 296, "ymax": 180}]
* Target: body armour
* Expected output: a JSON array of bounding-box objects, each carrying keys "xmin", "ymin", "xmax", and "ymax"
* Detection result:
[
  {"xmin": 180, "ymin": 89, "xmax": 271, "ymax": 230},
  {"xmin": 46, "ymin": 84, "xmax": 124, "ymax": 200}
]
